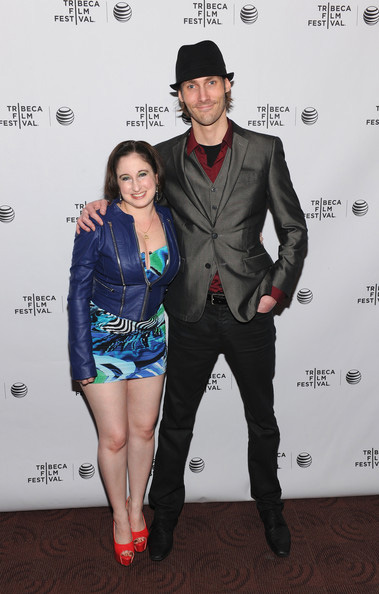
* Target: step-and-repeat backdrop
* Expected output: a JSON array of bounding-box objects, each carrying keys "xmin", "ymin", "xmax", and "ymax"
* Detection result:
[{"xmin": 1, "ymin": 1, "xmax": 378, "ymax": 511}]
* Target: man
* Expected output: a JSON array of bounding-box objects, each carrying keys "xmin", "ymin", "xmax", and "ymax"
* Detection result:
[{"xmin": 78, "ymin": 40, "xmax": 307, "ymax": 562}]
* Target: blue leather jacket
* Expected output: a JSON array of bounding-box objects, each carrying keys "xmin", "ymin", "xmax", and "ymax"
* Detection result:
[{"xmin": 68, "ymin": 201, "xmax": 180, "ymax": 381}]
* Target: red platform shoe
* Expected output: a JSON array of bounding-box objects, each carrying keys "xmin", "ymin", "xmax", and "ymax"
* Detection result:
[
  {"xmin": 127, "ymin": 497, "xmax": 149, "ymax": 552},
  {"xmin": 131, "ymin": 516, "xmax": 149, "ymax": 553},
  {"xmin": 113, "ymin": 522, "xmax": 134, "ymax": 566}
]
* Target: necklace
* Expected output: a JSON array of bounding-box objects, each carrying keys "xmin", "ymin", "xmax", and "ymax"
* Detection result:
[{"xmin": 136, "ymin": 211, "xmax": 155, "ymax": 240}]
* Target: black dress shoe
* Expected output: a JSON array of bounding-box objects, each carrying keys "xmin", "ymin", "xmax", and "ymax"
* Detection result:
[
  {"xmin": 148, "ymin": 521, "xmax": 174, "ymax": 561},
  {"xmin": 260, "ymin": 509, "xmax": 291, "ymax": 557}
]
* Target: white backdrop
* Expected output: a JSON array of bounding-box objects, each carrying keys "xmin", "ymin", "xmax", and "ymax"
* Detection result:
[{"xmin": 1, "ymin": 1, "xmax": 378, "ymax": 511}]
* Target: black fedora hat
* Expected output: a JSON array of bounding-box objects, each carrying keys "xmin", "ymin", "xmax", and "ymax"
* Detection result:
[{"xmin": 170, "ymin": 40, "xmax": 234, "ymax": 90}]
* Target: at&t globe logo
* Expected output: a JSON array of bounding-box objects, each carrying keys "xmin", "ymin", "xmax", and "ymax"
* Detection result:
[
  {"xmin": 345, "ymin": 369, "xmax": 362, "ymax": 384},
  {"xmin": 189, "ymin": 457, "xmax": 205, "ymax": 473},
  {"xmin": 301, "ymin": 107, "xmax": 318, "ymax": 125},
  {"xmin": 297, "ymin": 288, "xmax": 313, "ymax": 304},
  {"xmin": 240, "ymin": 5, "xmax": 258, "ymax": 24},
  {"xmin": 113, "ymin": 2, "xmax": 132, "ymax": 22},
  {"xmin": 0, "ymin": 205, "xmax": 15, "ymax": 223},
  {"xmin": 363, "ymin": 6, "xmax": 379, "ymax": 25},
  {"xmin": 56, "ymin": 107, "xmax": 75, "ymax": 126},
  {"xmin": 78, "ymin": 463, "xmax": 96, "ymax": 479},
  {"xmin": 352, "ymin": 200, "xmax": 369, "ymax": 216},
  {"xmin": 11, "ymin": 382, "xmax": 28, "ymax": 398},
  {"xmin": 297, "ymin": 452, "xmax": 312, "ymax": 468}
]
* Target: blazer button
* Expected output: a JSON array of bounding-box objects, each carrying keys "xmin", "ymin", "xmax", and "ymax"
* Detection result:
[
  {"xmin": 212, "ymin": 233, "xmax": 218, "ymax": 239},
  {"xmin": 205, "ymin": 263, "xmax": 211, "ymax": 269}
]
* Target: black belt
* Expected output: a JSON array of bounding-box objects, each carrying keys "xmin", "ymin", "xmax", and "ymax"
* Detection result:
[{"xmin": 206, "ymin": 292, "xmax": 227, "ymax": 305}]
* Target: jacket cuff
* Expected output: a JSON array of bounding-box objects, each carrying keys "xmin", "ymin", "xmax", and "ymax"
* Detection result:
[{"xmin": 271, "ymin": 286, "xmax": 287, "ymax": 305}]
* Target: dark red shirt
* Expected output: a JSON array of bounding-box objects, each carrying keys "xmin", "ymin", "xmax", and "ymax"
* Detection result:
[{"xmin": 186, "ymin": 120, "xmax": 286, "ymax": 304}]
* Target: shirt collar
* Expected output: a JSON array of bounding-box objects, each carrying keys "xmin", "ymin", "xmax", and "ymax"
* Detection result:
[{"xmin": 186, "ymin": 118, "xmax": 233, "ymax": 155}]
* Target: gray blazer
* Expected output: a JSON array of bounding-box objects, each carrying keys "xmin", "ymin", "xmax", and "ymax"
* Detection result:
[{"xmin": 156, "ymin": 120, "xmax": 308, "ymax": 323}]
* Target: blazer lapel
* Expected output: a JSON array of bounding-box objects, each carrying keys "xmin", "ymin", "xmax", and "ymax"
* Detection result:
[
  {"xmin": 171, "ymin": 134, "xmax": 210, "ymax": 220},
  {"xmin": 216, "ymin": 132, "xmax": 248, "ymax": 219}
]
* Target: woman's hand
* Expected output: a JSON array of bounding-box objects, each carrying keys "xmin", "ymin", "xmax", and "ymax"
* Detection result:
[{"xmin": 79, "ymin": 377, "xmax": 95, "ymax": 386}]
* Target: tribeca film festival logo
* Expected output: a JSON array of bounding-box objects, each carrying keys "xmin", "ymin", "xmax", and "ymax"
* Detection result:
[
  {"xmin": 0, "ymin": 104, "xmax": 44, "ymax": 128},
  {"xmin": 247, "ymin": 105, "xmax": 293, "ymax": 129},
  {"xmin": 28, "ymin": 463, "xmax": 70, "ymax": 484},
  {"xmin": 307, "ymin": 4, "xmax": 354, "ymax": 28},
  {"xmin": 357, "ymin": 283, "xmax": 379, "ymax": 305},
  {"xmin": 247, "ymin": 106, "xmax": 318, "ymax": 129},
  {"xmin": 27, "ymin": 462, "xmax": 96, "ymax": 484},
  {"xmin": 183, "ymin": 2, "xmax": 230, "ymax": 26},
  {"xmin": 53, "ymin": 0, "xmax": 102, "ymax": 24},
  {"xmin": 277, "ymin": 451, "xmax": 290, "ymax": 470},
  {"xmin": 0, "ymin": 105, "xmax": 75, "ymax": 129},
  {"xmin": 182, "ymin": 2, "xmax": 260, "ymax": 26},
  {"xmin": 14, "ymin": 294, "xmax": 60, "ymax": 316},
  {"xmin": 307, "ymin": 4, "xmax": 379, "ymax": 28},
  {"xmin": 66, "ymin": 200, "xmax": 87, "ymax": 224},
  {"xmin": 278, "ymin": 452, "xmax": 313, "ymax": 470},
  {"xmin": 53, "ymin": 1, "xmax": 134, "ymax": 24},
  {"xmin": 355, "ymin": 448, "xmax": 379, "ymax": 469},
  {"xmin": 304, "ymin": 197, "xmax": 343, "ymax": 221},
  {"xmin": 204, "ymin": 371, "xmax": 231, "ymax": 392},
  {"xmin": 303, "ymin": 197, "xmax": 369, "ymax": 221},
  {"xmin": 366, "ymin": 105, "xmax": 379, "ymax": 126},
  {"xmin": 125, "ymin": 105, "xmax": 171, "ymax": 129},
  {"xmin": 296, "ymin": 368, "xmax": 362, "ymax": 389}
]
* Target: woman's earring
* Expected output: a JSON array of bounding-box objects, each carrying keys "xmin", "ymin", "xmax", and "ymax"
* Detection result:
[
  {"xmin": 119, "ymin": 193, "xmax": 122, "ymax": 203},
  {"xmin": 155, "ymin": 188, "xmax": 159, "ymax": 202}
]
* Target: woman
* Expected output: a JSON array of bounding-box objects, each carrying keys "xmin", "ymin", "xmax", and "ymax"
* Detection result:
[{"xmin": 68, "ymin": 140, "xmax": 180, "ymax": 566}]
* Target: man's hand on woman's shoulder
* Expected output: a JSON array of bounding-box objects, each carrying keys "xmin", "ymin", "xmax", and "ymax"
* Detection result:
[{"xmin": 76, "ymin": 199, "xmax": 109, "ymax": 234}]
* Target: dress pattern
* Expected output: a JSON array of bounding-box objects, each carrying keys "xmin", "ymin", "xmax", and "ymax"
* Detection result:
[{"xmin": 90, "ymin": 246, "xmax": 168, "ymax": 383}]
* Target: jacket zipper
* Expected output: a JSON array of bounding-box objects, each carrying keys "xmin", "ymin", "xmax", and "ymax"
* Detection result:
[
  {"xmin": 164, "ymin": 216, "xmax": 181, "ymax": 277},
  {"xmin": 94, "ymin": 277, "xmax": 114, "ymax": 292},
  {"xmin": 138, "ymin": 214, "xmax": 180, "ymax": 319},
  {"xmin": 107, "ymin": 213, "xmax": 178, "ymax": 322},
  {"xmin": 132, "ymin": 221, "xmax": 151, "ymax": 321},
  {"xmin": 108, "ymin": 221, "xmax": 126, "ymax": 315}
]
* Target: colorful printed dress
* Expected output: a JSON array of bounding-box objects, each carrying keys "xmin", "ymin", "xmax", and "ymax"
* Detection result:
[{"xmin": 89, "ymin": 246, "xmax": 168, "ymax": 383}]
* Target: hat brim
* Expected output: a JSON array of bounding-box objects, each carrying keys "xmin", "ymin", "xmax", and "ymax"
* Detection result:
[{"xmin": 170, "ymin": 72, "xmax": 234, "ymax": 91}]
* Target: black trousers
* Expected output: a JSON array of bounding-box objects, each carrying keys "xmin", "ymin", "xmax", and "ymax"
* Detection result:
[{"xmin": 149, "ymin": 301, "xmax": 283, "ymax": 524}]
